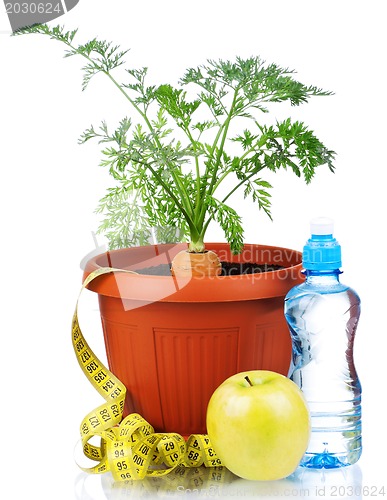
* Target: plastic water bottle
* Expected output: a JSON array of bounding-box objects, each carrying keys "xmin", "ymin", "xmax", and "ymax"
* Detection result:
[{"xmin": 285, "ymin": 217, "xmax": 362, "ymax": 468}]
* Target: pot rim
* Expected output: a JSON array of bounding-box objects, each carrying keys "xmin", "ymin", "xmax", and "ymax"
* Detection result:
[{"xmin": 83, "ymin": 242, "xmax": 303, "ymax": 302}]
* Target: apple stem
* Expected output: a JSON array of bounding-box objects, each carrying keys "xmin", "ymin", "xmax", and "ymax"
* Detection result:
[{"xmin": 244, "ymin": 375, "xmax": 253, "ymax": 387}]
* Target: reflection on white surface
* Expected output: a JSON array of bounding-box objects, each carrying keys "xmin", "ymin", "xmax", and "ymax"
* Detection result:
[{"xmin": 74, "ymin": 463, "xmax": 363, "ymax": 499}]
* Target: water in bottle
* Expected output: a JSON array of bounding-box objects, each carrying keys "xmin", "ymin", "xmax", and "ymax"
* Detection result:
[{"xmin": 285, "ymin": 217, "xmax": 362, "ymax": 468}]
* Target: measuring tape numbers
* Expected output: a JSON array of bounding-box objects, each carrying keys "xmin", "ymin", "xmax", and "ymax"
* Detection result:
[{"xmin": 72, "ymin": 267, "xmax": 223, "ymax": 481}]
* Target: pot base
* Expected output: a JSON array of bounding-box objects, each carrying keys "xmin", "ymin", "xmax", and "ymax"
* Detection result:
[{"xmin": 99, "ymin": 295, "xmax": 292, "ymax": 435}]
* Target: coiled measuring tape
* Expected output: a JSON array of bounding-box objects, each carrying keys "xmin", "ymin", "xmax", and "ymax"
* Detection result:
[{"xmin": 72, "ymin": 267, "xmax": 223, "ymax": 481}]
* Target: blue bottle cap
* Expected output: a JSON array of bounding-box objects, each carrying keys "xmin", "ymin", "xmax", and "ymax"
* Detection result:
[{"xmin": 302, "ymin": 217, "xmax": 342, "ymax": 271}]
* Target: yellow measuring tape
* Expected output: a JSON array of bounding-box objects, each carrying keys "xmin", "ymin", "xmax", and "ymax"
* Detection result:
[{"xmin": 72, "ymin": 267, "xmax": 223, "ymax": 481}]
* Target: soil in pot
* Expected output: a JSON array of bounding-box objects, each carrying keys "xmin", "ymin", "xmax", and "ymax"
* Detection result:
[{"xmin": 137, "ymin": 262, "xmax": 284, "ymax": 276}]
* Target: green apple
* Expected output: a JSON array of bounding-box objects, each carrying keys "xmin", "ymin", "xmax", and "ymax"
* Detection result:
[{"xmin": 206, "ymin": 370, "xmax": 310, "ymax": 481}]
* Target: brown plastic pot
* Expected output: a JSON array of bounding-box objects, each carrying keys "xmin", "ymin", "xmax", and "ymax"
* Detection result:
[{"xmin": 83, "ymin": 242, "xmax": 303, "ymax": 436}]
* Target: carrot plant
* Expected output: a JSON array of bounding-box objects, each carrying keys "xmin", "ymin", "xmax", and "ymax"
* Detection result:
[{"xmin": 17, "ymin": 25, "xmax": 335, "ymax": 253}]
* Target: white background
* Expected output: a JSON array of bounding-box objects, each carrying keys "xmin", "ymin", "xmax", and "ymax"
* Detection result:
[{"xmin": 0, "ymin": 0, "xmax": 386, "ymax": 498}]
